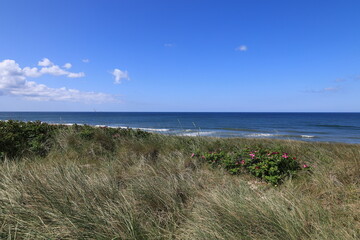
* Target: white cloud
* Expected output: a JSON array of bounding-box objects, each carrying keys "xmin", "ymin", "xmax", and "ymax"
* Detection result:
[
  {"xmin": 82, "ymin": 59, "xmax": 90, "ymax": 63},
  {"xmin": 0, "ymin": 59, "xmax": 116, "ymax": 103},
  {"xmin": 112, "ymin": 68, "xmax": 129, "ymax": 84},
  {"xmin": 164, "ymin": 43, "xmax": 174, "ymax": 47},
  {"xmin": 23, "ymin": 67, "xmax": 42, "ymax": 78},
  {"xmin": 38, "ymin": 58, "xmax": 53, "ymax": 67},
  {"xmin": 235, "ymin": 45, "xmax": 248, "ymax": 51},
  {"xmin": 0, "ymin": 60, "xmax": 26, "ymax": 89},
  {"xmin": 40, "ymin": 65, "xmax": 69, "ymax": 76},
  {"xmin": 20, "ymin": 58, "xmax": 85, "ymax": 79},
  {"xmin": 67, "ymin": 72, "xmax": 85, "ymax": 78},
  {"xmin": 63, "ymin": 63, "xmax": 72, "ymax": 69},
  {"xmin": 9, "ymin": 81, "xmax": 114, "ymax": 102}
]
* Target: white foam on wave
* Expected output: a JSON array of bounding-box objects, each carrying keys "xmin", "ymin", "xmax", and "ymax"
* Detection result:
[
  {"xmin": 301, "ymin": 135, "xmax": 315, "ymax": 138},
  {"xmin": 246, "ymin": 133, "xmax": 274, "ymax": 137},
  {"xmin": 181, "ymin": 131, "xmax": 216, "ymax": 137},
  {"xmin": 139, "ymin": 128, "xmax": 170, "ymax": 132},
  {"xmin": 107, "ymin": 126, "xmax": 128, "ymax": 129}
]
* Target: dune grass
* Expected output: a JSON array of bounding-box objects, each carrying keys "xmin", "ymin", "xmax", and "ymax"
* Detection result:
[{"xmin": 0, "ymin": 123, "xmax": 359, "ymax": 239}]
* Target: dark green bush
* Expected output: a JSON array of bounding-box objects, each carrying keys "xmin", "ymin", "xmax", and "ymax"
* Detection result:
[{"xmin": 0, "ymin": 120, "xmax": 57, "ymax": 159}]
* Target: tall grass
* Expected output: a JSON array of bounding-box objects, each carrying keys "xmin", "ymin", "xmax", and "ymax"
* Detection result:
[{"xmin": 0, "ymin": 126, "xmax": 359, "ymax": 239}]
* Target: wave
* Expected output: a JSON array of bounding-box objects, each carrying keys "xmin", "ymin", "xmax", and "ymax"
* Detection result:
[
  {"xmin": 48, "ymin": 122, "xmax": 169, "ymax": 132},
  {"xmin": 108, "ymin": 126, "xmax": 129, "ymax": 129},
  {"xmin": 278, "ymin": 134, "xmax": 316, "ymax": 139},
  {"xmin": 95, "ymin": 125, "xmax": 107, "ymax": 128},
  {"xmin": 300, "ymin": 135, "xmax": 315, "ymax": 138},
  {"xmin": 216, "ymin": 127, "xmax": 265, "ymax": 133},
  {"xmin": 181, "ymin": 131, "xmax": 217, "ymax": 137},
  {"xmin": 285, "ymin": 129, "xmax": 328, "ymax": 135},
  {"xmin": 245, "ymin": 133, "xmax": 316, "ymax": 139},
  {"xmin": 245, "ymin": 133, "xmax": 276, "ymax": 137},
  {"xmin": 138, "ymin": 128, "xmax": 170, "ymax": 132},
  {"xmin": 52, "ymin": 123, "xmax": 84, "ymax": 126}
]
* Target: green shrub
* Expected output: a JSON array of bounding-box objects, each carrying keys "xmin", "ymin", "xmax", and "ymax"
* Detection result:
[
  {"xmin": 195, "ymin": 147, "xmax": 307, "ymax": 185},
  {"xmin": 0, "ymin": 120, "xmax": 57, "ymax": 159}
]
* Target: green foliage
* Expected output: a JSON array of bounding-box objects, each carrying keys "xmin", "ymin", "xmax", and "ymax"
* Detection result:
[
  {"xmin": 196, "ymin": 147, "xmax": 304, "ymax": 185},
  {"xmin": 0, "ymin": 121, "xmax": 151, "ymax": 160},
  {"xmin": 0, "ymin": 120, "xmax": 57, "ymax": 159}
]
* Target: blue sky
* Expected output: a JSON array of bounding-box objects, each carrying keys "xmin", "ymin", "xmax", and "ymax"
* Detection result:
[{"xmin": 0, "ymin": 0, "xmax": 359, "ymax": 112}]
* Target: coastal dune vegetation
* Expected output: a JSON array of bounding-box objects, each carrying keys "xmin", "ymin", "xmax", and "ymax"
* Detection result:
[{"xmin": 0, "ymin": 121, "xmax": 359, "ymax": 239}]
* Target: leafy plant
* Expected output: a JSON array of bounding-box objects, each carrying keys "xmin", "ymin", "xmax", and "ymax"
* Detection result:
[{"xmin": 194, "ymin": 147, "xmax": 306, "ymax": 185}]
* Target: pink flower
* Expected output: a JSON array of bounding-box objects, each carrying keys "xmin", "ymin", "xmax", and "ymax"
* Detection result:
[
  {"xmin": 240, "ymin": 160, "xmax": 245, "ymax": 165},
  {"xmin": 249, "ymin": 153, "xmax": 255, "ymax": 159},
  {"xmin": 303, "ymin": 164, "xmax": 309, "ymax": 168},
  {"xmin": 282, "ymin": 153, "xmax": 288, "ymax": 158},
  {"xmin": 191, "ymin": 153, "xmax": 195, "ymax": 158},
  {"xmin": 201, "ymin": 155, "xmax": 205, "ymax": 159}
]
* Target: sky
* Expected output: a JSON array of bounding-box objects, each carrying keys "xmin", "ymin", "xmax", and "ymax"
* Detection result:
[{"xmin": 0, "ymin": 0, "xmax": 360, "ymax": 112}]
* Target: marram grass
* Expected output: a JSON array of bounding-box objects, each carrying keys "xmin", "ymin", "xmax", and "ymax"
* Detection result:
[{"xmin": 0, "ymin": 123, "xmax": 359, "ymax": 239}]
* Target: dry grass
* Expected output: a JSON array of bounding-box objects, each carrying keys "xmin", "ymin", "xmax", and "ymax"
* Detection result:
[{"xmin": 0, "ymin": 129, "xmax": 359, "ymax": 239}]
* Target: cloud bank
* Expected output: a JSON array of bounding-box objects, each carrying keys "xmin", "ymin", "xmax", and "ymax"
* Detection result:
[{"xmin": 0, "ymin": 59, "xmax": 115, "ymax": 103}]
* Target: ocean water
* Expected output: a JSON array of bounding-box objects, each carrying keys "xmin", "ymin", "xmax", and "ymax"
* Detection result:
[{"xmin": 0, "ymin": 112, "xmax": 359, "ymax": 144}]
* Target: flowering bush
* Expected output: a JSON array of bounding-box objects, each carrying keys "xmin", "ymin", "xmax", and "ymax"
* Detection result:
[{"xmin": 193, "ymin": 147, "xmax": 307, "ymax": 185}]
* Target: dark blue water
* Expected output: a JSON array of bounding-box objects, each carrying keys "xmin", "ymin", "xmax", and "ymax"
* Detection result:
[{"xmin": 0, "ymin": 112, "xmax": 359, "ymax": 144}]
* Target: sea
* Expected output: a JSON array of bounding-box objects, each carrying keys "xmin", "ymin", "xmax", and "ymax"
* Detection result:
[{"xmin": 0, "ymin": 112, "xmax": 359, "ymax": 144}]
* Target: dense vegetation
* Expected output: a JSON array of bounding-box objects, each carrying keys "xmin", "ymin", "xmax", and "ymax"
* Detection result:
[
  {"xmin": 0, "ymin": 121, "xmax": 359, "ymax": 239},
  {"xmin": 0, "ymin": 120, "xmax": 150, "ymax": 159}
]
